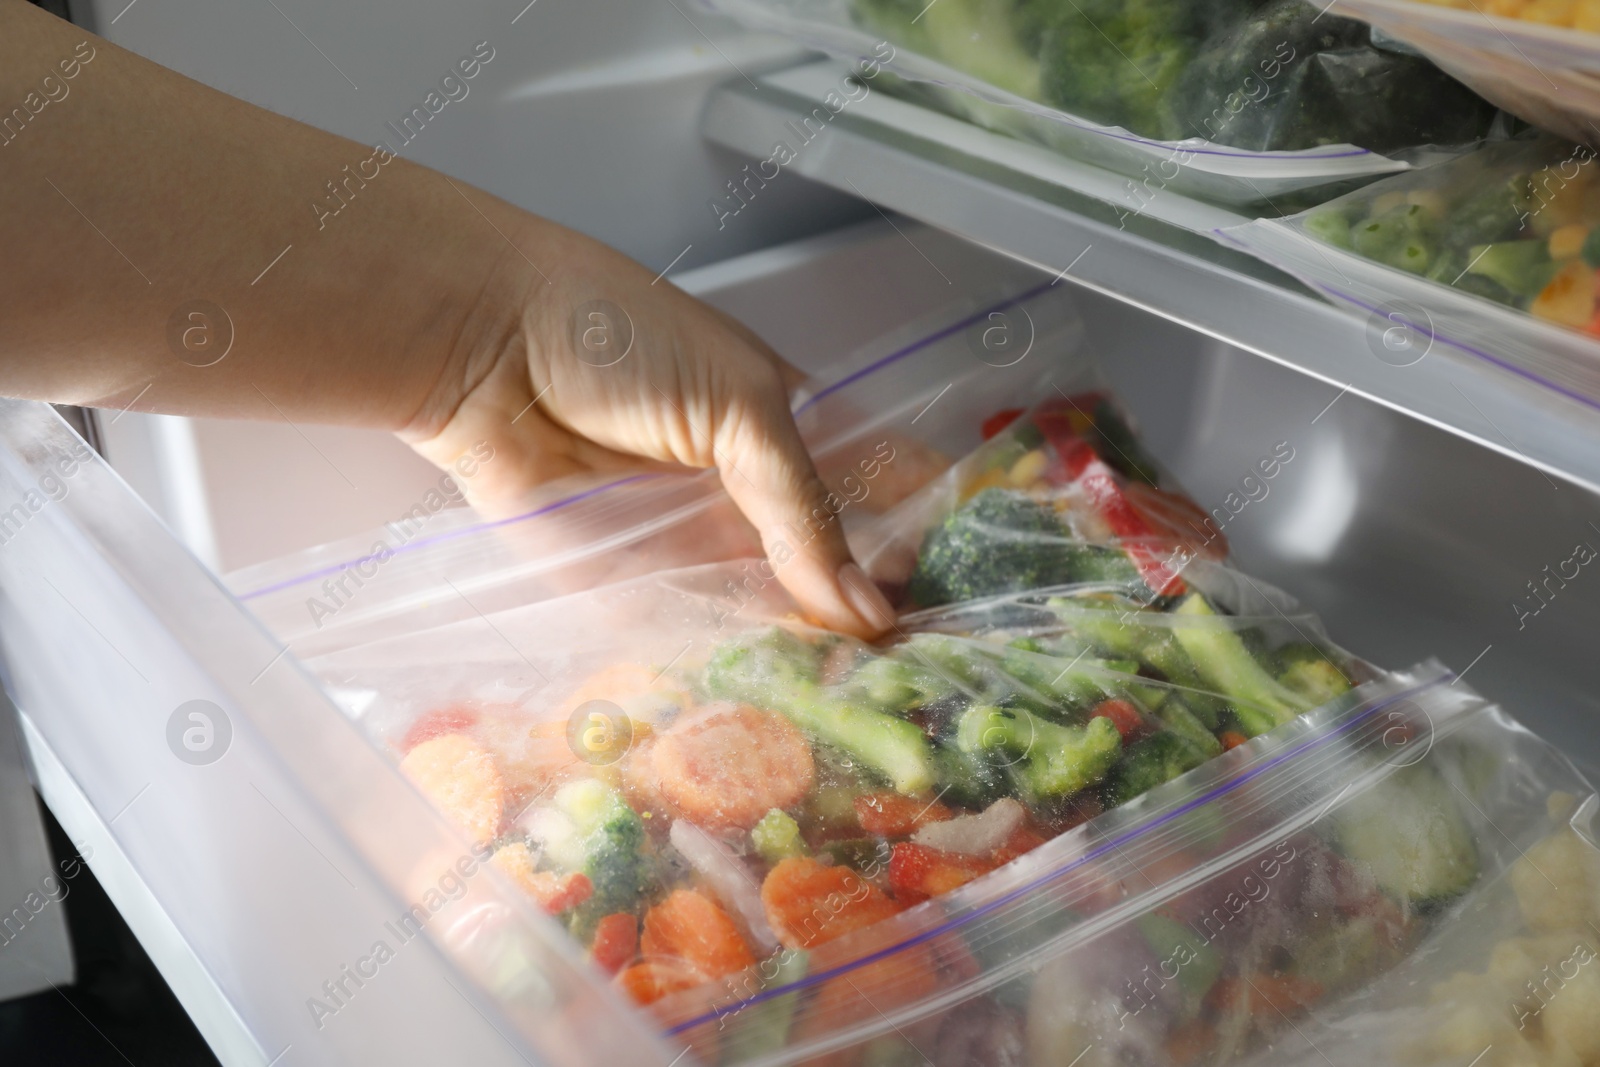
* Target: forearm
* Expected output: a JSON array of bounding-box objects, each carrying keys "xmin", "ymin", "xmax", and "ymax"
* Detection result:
[{"xmin": 0, "ymin": 0, "xmax": 545, "ymax": 430}]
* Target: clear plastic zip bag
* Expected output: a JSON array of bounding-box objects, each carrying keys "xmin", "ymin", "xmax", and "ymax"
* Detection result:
[
  {"xmin": 1333, "ymin": 0, "xmax": 1600, "ymax": 146},
  {"xmin": 302, "ymin": 551, "xmax": 1379, "ymax": 1063},
  {"xmin": 658, "ymin": 664, "xmax": 1591, "ymax": 1067},
  {"xmin": 1221, "ymin": 136, "xmax": 1600, "ymax": 412},
  {"xmin": 692, "ymin": 0, "xmax": 1500, "ymax": 206}
]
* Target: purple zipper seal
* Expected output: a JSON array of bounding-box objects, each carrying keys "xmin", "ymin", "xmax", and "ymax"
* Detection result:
[
  {"xmin": 1212, "ymin": 226, "xmax": 1600, "ymax": 415},
  {"xmin": 665, "ymin": 675, "xmax": 1448, "ymax": 1036},
  {"xmin": 794, "ymin": 280, "xmax": 1058, "ymax": 416},
  {"xmin": 235, "ymin": 473, "xmax": 663, "ymax": 601}
]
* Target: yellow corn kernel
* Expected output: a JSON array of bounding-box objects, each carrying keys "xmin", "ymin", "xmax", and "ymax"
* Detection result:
[
  {"xmin": 1550, "ymin": 222, "xmax": 1591, "ymax": 259},
  {"xmin": 1007, "ymin": 449, "xmax": 1049, "ymax": 487}
]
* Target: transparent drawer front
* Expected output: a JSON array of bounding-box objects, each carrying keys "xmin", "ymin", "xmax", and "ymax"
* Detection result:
[{"xmin": 0, "ymin": 401, "xmax": 672, "ymax": 1067}]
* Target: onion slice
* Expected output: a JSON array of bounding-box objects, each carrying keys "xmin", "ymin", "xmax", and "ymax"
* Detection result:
[
  {"xmin": 912, "ymin": 798, "xmax": 1026, "ymax": 856},
  {"xmin": 669, "ymin": 819, "xmax": 780, "ymax": 955}
]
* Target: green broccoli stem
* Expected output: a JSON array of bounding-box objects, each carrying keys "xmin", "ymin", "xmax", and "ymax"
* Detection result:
[
  {"xmin": 786, "ymin": 685, "xmax": 935, "ymax": 795},
  {"xmin": 1171, "ymin": 595, "xmax": 1309, "ymax": 737},
  {"xmin": 957, "ymin": 705, "xmax": 1122, "ymax": 800},
  {"xmin": 1149, "ymin": 693, "xmax": 1222, "ymax": 757},
  {"xmin": 705, "ymin": 630, "xmax": 937, "ymax": 795},
  {"xmin": 910, "ymin": 633, "xmax": 1112, "ymax": 716},
  {"xmin": 1050, "ymin": 599, "xmax": 1229, "ymax": 728},
  {"xmin": 1138, "ymin": 635, "xmax": 1227, "ymax": 729}
]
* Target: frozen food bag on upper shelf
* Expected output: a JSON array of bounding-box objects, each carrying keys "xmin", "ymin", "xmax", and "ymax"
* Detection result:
[
  {"xmin": 692, "ymin": 0, "xmax": 1501, "ymax": 206},
  {"xmin": 307, "ymin": 554, "xmax": 1593, "ymax": 1066},
  {"xmin": 854, "ymin": 391, "xmax": 1235, "ymax": 611},
  {"xmin": 225, "ymin": 283, "xmax": 1074, "ymax": 659},
  {"xmin": 1221, "ymin": 135, "xmax": 1600, "ymax": 411},
  {"xmin": 1332, "ymin": 0, "xmax": 1600, "ymax": 146}
]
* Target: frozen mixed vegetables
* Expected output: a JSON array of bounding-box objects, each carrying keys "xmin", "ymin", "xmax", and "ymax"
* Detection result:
[
  {"xmin": 851, "ymin": 0, "xmax": 1495, "ymax": 151},
  {"xmin": 394, "ymin": 605, "xmax": 1362, "ymax": 1024},
  {"xmin": 1302, "ymin": 138, "xmax": 1600, "ymax": 336},
  {"xmin": 885, "ymin": 393, "xmax": 1220, "ymax": 610}
]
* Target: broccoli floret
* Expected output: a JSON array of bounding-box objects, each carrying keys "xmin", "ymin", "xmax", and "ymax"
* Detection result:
[
  {"xmin": 931, "ymin": 743, "xmax": 1007, "ymax": 809},
  {"xmin": 1170, "ymin": 594, "xmax": 1311, "ymax": 737},
  {"xmin": 908, "ymin": 488, "xmax": 1141, "ymax": 608},
  {"xmin": 847, "ymin": 650, "xmax": 957, "ymax": 713},
  {"xmin": 1275, "ymin": 643, "xmax": 1353, "ymax": 707},
  {"xmin": 752, "ymin": 808, "xmax": 808, "ymax": 864},
  {"xmin": 1148, "ymin": 694, "xmax": 1223, "ymax": 758},
  {"xmin": 1035, "ymin": 0, "xmax": 1200, "ymax": 138},
  {"xmin": 552, "ymin": 781, "xmax": 650, "ymax": 938},
  {"xmin": 1449, "ymin": 175, "xmax": 1537, "ymax": 248},
  {"xmin": 956, "ymin": 704, "xmax": 1122, "ymax": 801},
  {"xmin": 1104, "ymin": 731, "xmax": 1210, "ymax": 807},
  {"xmin": 855, "ymin": 0, "xmax": 1040, "ymax": 98},
  {"xmin": 705, "ymin": 628, "xmax": 937, "ymax": 795},
  {"xmin": 1170, "ymin": 0, "xmax": 1494, "ymax": 152}
]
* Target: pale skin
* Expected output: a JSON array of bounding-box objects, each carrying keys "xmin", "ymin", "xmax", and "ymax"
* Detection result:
[{"xmin": 0, "ymin": 0, "xmax": 894, "ymax": 637}]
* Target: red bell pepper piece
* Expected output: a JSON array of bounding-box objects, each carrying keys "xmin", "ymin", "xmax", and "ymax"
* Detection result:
[
  {"xmin": 589, "ymin": 912, "xmax": 639, "ymax": 975},
  {"xmin": 854, "ymin": 792, "xmax": 954, "ymax": 838},
  {"xmin": 980, "ymin": 407, "xmax": 1025, "ymax": 440},
  {"xmin": 1032, "ymin": 406, "xmax": 1188, "ymax": 597},
  {"xmin": 888, "ymin": 824, "xmax": 1047, "ymax": 905},
  {"xmin": 889, "ymin": 843, "xmax": 996, "ymax": 905},
  {"xmin": 1090, "ymin": 698, "xmax": 1145, "ymax": 743}
]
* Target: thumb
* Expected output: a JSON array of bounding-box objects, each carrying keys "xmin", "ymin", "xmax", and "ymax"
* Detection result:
[{"xmin": 713, "ymin": 377, "xmax": 895, "ymax": 640}]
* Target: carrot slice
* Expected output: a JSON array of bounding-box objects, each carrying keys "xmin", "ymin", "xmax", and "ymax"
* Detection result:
[
  {"xmin": 616, "ymin": 958, "xmax": 706, "ymax": 1006},
  {"xmin": 761, "ymin": 857, "xmax": 904, "ymax": 951},
  {"xmin": 399, "ymin": 733, "xmax": 505, "ymax": 845},
  {"xmin": 641, "ymin": 889, "xmax": 754, "ymax": 980},
  {"xmin": 400, "ymin": 705, "xmax": 479, "ymax": 753},
  {"xmin": 648, "ymin": 705, "xmax": 815, "ymax": 831}
]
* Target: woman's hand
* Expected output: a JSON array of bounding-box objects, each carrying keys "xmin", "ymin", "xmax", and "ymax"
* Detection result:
[
  {"xmin": 401, "ymin": 227, "xmax": 895, "ymax": 639},
  {"xmin": 0, "ymin": 1, "xmax": 893, "ymax": 636}
]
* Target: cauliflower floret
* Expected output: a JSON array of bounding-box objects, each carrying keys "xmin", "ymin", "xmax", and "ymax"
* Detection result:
[
  {"xmin": 1511, "ymin": 827, "xmax": 1600, "ymax": 936},
  {"xmin": 1539, "ymin": 943, "xmax": 1600, "ymax": 1063}
]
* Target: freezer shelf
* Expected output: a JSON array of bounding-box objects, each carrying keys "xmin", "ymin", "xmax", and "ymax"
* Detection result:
[
  {"xmin": 6, "ymin": 218, "xmax": 1600, "ymax": 1067},
  {"xmin": 700, "ymin": 59, "xmax": 1600, "ymax": 498}
]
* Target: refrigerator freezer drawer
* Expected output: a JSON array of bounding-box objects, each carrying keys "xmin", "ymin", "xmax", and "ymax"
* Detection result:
[{"xmin": 3, "ymin": 219, "xmax": 1597, "ymax": 1067}]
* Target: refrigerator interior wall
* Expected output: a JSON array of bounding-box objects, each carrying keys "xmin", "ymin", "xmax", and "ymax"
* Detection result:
[{"xmin": 83, "ymin": 0, "xmax": 869, "ymax": 275}]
